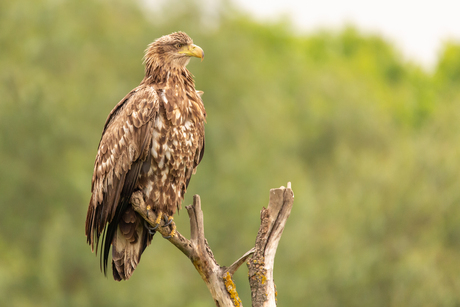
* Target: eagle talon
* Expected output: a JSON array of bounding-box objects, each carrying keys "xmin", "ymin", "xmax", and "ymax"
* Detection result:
[
  {"xmin": 161, "ymin": 215, "xmax": 176, "ymax": 239},
  {"xmin": 162, "ymin": 214, "xmax": 173, "ymax": 227},
  {"xmin": 144, "ymin": 220, "xmax": 158, "ymax": 235},
  {"xmin": 144, "ymin": 211, "xmax": 163, "ymax": 235},
  {"xmin": 146, "ymin": 205, "xmax": 152, "ymax": 218}
]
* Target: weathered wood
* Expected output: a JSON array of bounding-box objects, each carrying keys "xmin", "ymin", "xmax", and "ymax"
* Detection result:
[
  {"xmin": 226, "ymin": 248, "xmax": 256, "ymax": 276},
  {"xmin": 247, "ymin": 183, "xmax": 294, "ymax": 307},
  {"xmin": 131, "ymin": 183, "xmax": 294, "ymax": 306}
]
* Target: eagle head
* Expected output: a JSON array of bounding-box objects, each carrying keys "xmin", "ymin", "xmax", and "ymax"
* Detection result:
[{"xmin": 144, "ymin": 31, "xmax": 204, "ymax": 72}]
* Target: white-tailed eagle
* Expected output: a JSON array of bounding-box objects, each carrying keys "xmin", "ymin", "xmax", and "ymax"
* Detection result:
[{"xmin": 85, "ymin": 32, "xmax": 206, "ymax": 281}]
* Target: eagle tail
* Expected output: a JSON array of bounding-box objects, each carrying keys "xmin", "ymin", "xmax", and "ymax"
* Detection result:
[{"xmin": 111, "ymin": 206, "xmax": 152, "ymax": 281}]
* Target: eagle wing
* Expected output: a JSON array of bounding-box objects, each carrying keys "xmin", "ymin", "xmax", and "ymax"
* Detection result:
[{"xmin": 85, "ymin": 85, "xmax": 159, "ymax": 276}]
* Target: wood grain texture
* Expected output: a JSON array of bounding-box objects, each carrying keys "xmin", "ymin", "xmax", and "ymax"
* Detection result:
[{"xmin": 248, "ymin": 183, "xmax": 294, "ymax": 307}]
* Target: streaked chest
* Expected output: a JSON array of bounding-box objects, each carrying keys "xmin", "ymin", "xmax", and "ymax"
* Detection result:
[{"xmin": 149, "ymin": 103, "xmax": 200, "ymax": 172}]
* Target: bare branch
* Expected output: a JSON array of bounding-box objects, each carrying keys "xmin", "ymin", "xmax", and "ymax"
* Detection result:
[
  {"xmin": 187, "ymin": 195, "xmax": 200, "ymax": 244},
  {"xmin": 131, "ymin": 183, "xmax": 294, "ymax": 307},
  {"xmin": 226, "ymin": 248, "xmax": 256, "ymax": 276},
  {"xmin": 247, "ymin": 183, "xmax": 294, "ymax": 306}
]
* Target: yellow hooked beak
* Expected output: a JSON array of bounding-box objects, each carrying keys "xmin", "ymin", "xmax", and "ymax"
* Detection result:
[{"xmin": 178, "ymin": 44, "xmax": 204, "ymax": 61}]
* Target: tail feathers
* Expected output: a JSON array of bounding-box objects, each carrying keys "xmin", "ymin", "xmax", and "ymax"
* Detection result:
[{"xmin": 111, "ymin": 207, "xmax": 152, "ymax": 281}]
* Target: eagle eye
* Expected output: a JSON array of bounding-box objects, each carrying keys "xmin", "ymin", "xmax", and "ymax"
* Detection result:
[{"xmin": 176, "ymin": 43, "xmax": 183, "ymax": 48}]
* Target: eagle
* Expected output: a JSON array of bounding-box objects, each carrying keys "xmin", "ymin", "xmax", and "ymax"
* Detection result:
[{"xmin": 85, "ymin": 32, "xmax": 206, "ymax": 281}]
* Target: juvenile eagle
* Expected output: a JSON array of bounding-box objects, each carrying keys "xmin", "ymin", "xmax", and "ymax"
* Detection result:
[{"xmin": 85, "ymin": 32, "xmax": 206, "ymax": 281}]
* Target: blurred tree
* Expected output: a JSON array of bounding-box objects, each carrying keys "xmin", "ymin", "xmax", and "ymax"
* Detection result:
[
  {"xmin": 0, "ymin": 0, "xmax": 460, "ymax": 306},
  {"xmin": 435, "ymin": 42, "xmax": 460, "ymax": 85}
]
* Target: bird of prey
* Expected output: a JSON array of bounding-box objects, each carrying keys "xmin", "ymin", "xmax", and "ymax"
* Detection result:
[{"xmin": 85, "ymin": 32, "xmax": 206, "ymax": 281}]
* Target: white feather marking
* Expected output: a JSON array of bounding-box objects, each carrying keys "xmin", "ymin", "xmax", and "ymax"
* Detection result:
[
  {"xmin": 128, "ymin": 145, "xmax": 136, "ymax": 161},
  {"xmin": 151, "ymin": 128, "xmax": 160, "ymax": 158},
  {"xmin": 102, "ymin": 159, "xmax": 109, "ymax": 171},
  {"xmin": 152, "ymin": 129, "xmax": 160, "ymax": 139},
  {"xmin": 152, "ymin": 146, "xmax": 159, "ymax": 159},
  {"xmin": 156, "ymin": 116, "xmax": 164, "ymax": 130},
  {"xmin": 160, "ymin": 91, "xmax": 168, "ymax": 104},
  {"xmin": 161, "ymin": 169, "xmax": 168, "ymax": 183},
  {"xmin": 145, "ymin": 182, "xmax": 153, "ymax": 196}
]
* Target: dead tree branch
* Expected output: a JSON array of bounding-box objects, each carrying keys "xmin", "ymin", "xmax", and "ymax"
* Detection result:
[
  {"xmin": 247, "ymin": 182, "xmax": 294, "ymax": 306},
  {"xmin": 131, "ymin": 183, "xmax": 294, "ymax": 306}
]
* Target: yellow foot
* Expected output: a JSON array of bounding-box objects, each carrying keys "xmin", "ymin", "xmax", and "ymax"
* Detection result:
[
  {"xmin": 161, "ymin": 215, "xmax": 176, "ymax": 239},
  {"xmin": 146, "ymin": 205, "xmax": 152, "ymax": 218},
  {"xmin": 154, "ymin": 211, "xmax": 163, "ymax": 226}
]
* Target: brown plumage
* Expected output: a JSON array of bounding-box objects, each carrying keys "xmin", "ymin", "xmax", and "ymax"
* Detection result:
[{"xmin": 85, "ymin": 32, "xmax": 206, "ymax": 281}]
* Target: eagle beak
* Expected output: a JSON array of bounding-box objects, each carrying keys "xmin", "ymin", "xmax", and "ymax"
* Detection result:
[{"xmin": 179, "ymin": 44, "xmax": 204, "ymax": 62}]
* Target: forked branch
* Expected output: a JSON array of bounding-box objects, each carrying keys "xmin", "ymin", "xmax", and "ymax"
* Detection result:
[
  {"xmin": 131, "ymin": 183, "xmax": 294, "ymax": 306},
  {"xmin": 247, "ymin": 183, "xmax": 294, "ymax": 306}
]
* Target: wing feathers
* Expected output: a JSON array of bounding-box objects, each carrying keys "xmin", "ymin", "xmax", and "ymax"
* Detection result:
[{"xmin": 85, "ymin": 86, "xmax": 158, "ymax": 275}]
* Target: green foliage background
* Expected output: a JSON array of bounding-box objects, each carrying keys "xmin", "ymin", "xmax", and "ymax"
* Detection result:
[{"xmin": 1, "ymin": 0, "xmax": 460, "ymax": 305}]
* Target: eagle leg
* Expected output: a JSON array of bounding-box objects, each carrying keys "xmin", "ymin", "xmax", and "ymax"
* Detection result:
[
  {"xmin": 161, "ymin": 214, "xmax": 176, "ymax": 239},
  {"xmin": 146, "ymin": 205, "xmax": 151, "ymax": 218}
]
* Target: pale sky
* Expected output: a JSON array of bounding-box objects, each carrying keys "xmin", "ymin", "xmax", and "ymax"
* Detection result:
[{"xmin": 232, "ymin": 0, "xmax": 460, "ymax": 70}]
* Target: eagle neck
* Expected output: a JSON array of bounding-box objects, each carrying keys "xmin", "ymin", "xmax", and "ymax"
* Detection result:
[
  {"xmin": 152, "ymin": 66, "xmax": 205, "ymax": 125},
  {"xmin": 142, "ymin": 62, "xmax": 192, "ymax": 84},
  {"xmin": 141, "ymin": 62, "xmax": 205, "ymax": 125}
]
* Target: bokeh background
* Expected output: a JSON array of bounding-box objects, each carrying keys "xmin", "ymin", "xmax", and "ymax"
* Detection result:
[{"xmin": 1, "ymin": 0, "xmax": 460, "ymax": 306}]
